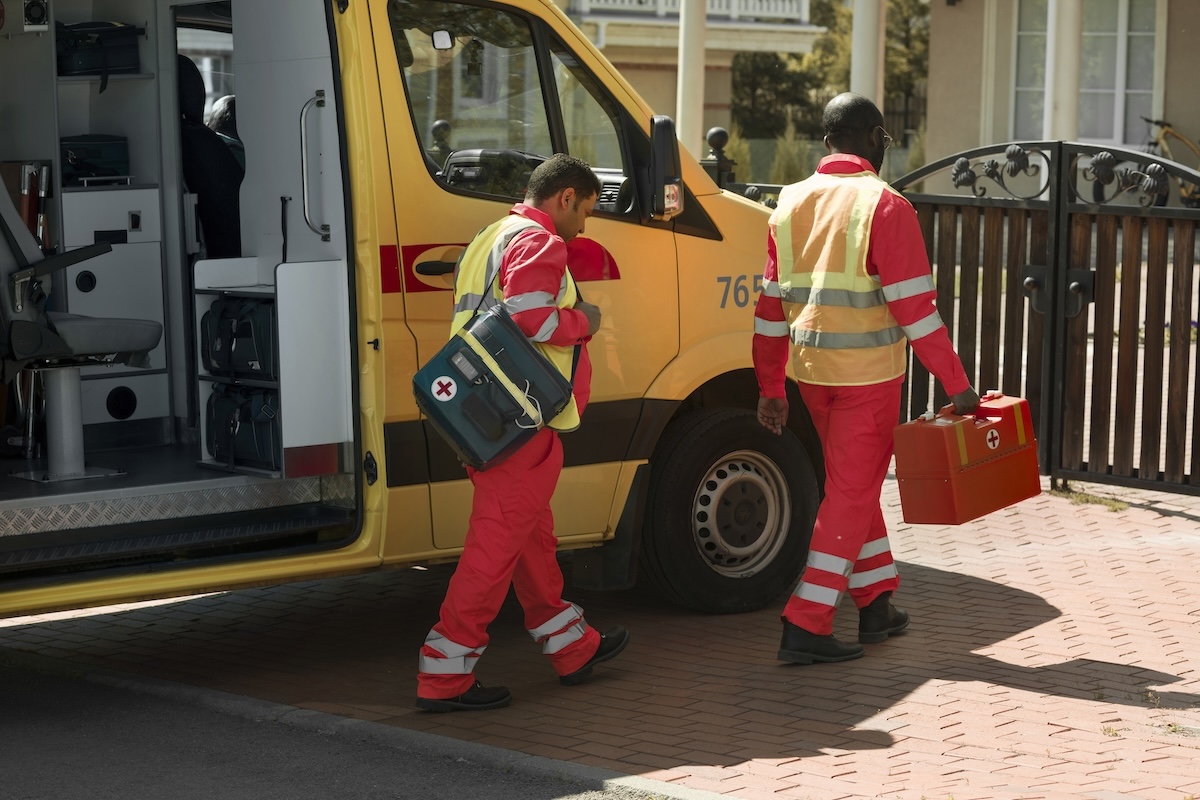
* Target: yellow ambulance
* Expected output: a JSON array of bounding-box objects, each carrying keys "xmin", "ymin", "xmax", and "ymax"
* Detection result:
[{"xmin": 0, "ymin": 0, "xmax": 818, "ymax": 617}]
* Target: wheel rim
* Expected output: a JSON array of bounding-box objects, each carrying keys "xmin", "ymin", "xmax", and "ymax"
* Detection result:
[{"xmin": 690, "ymin": 449, "xmax": 791, "ymax": 578}]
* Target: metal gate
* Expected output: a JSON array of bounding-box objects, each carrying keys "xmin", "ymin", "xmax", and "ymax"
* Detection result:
[{"xmin": 891, "ymin": 141, "xmax": 1200, "ymax": 495}]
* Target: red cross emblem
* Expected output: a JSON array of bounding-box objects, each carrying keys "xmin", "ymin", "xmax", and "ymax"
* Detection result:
[
  {"xmin": 433, "ymin": 376, "xmax": 457, "ymax": 401},
  {"xmin": 986, "ymin": 429, "xmax": 1000, "ymax": 450}
]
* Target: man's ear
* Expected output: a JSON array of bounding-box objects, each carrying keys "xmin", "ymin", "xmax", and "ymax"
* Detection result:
[
  {"xmin": 823, "ymin": 135, "xmax": 832, "ymax": 153},
  {"xmin": 559, "ymin": 187, "xmax": 576, "ymax": 209}
]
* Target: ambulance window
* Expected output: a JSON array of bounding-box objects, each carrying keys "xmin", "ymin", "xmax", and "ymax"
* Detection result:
[
  {"xmin": 388, "ymin": 0, "xmax": 554, "ymax": 200},
  {"xmin": 548, "ymin": 42, "xmax": 623, "ymax": 173}
]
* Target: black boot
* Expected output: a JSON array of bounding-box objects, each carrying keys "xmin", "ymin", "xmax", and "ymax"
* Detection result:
[
  {"xmin": 416, "ymin": 681, "xmax": 512, "ymax": 712},
  {"xmin": 858, "ymin": 591, "xmax": 909, "ymax": 644},
  {"xmin": 560, "ymin": 626, "xmax": 630, "ymax": 685},
  {"xmin": 777, "ymin": 620, "xmax": 864, "ymax": 664}
]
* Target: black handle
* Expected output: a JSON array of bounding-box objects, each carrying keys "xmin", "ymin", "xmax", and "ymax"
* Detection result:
[{"xmin": 415, "ymin": 260, "xmax": 456, "ymax": 276}]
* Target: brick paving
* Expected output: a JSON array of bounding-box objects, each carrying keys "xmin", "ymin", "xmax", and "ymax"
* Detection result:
[{"xmin": 2, "ymin": 473, "xmax": 1199, "ymax": 800}]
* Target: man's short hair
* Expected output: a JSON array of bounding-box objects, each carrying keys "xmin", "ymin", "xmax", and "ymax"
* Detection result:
[
  {"xmin": 525, "ymin": 153, "xmax": 601, "ymax": 204},
  {"xmin": 823, "ymin": 93, "xmax": 884, "ymax": 149}
]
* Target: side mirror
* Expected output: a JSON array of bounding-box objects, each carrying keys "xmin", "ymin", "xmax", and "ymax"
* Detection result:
[{"xmin": 648, "ymin": 115, "xmax": 683, "ymax": 222}]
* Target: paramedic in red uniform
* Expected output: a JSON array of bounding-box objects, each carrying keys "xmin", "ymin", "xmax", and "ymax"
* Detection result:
[
  {"xmin": 416, "ymin": 154, "xmax": 630, "ymax": 711},
  {"xmin": 753, "ymin": 94, "xmax": 980, "ymax": 665}
]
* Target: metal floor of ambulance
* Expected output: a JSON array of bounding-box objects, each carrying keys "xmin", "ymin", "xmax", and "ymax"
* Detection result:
[{"xmin": 0, "ymin": 444, "xmax": 328, "ymax": 537}]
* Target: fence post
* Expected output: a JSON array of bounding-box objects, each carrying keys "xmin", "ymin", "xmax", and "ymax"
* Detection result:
[{"xmin": 698, "ymin": 127, "xmax": 735, "ymax": 188}]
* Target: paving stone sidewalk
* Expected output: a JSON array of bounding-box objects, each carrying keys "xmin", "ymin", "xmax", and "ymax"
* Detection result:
[{"xmin": 2, "ymin": 474, "xmax": 1198, "ymax": 800}]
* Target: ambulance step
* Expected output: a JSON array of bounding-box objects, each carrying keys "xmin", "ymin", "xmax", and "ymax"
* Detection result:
[{"xmin": 0, "ymin": 504, "xmax": 354, "ymax": 579}]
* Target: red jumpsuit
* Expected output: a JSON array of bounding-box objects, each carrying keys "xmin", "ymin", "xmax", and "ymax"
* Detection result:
[
  {"xmin": 417, "ymin": 205, "xmax": 601, "ymax": 700},
  {"xmin": 753, "ymin": 155, "xmax": 970, "ymax": 636}
]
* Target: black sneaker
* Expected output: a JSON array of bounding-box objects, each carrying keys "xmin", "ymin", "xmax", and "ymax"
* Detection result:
[
  {"xmin": 416, "ymin": 681, "xmax": 512, "ymax": 712},
  {"xmin": 777, "ymin": 620, "xmax": 865, "ymax": 664},
  {"xmin": 559, "ymin": 626, "xmax": 630, "ymax": 686},
  {"xmin": 858, "ymin": 591, "xmax": 910, "ymax": 644}
]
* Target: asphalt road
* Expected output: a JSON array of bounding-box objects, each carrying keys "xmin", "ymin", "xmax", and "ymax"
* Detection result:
[{"xmin": 0, "ymin": 652, "xmax": 717, "ymax": 800}]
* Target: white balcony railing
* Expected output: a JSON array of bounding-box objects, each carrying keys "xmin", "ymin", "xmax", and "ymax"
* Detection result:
[{"xmin": 572, "ymin": 0, "xmax": 811, "ymax": 23}]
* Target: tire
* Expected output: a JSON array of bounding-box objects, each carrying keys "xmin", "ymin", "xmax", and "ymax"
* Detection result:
[{"xmin": 639, "ymin": 408, "xmax": 819, "ymax": 614}]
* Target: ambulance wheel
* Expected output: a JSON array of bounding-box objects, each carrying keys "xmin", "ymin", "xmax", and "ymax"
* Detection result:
[{"xmin": 640, "ymin": 408, "xmax": 818, "ymax": 614}]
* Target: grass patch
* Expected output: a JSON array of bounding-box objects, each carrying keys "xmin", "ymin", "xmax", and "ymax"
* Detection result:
[{"xmin": 1048, "ymin": 488, "xmax": 1129, "ymax": 512}]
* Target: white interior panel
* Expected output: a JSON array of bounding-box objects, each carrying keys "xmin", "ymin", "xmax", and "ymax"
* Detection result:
[{"xmin": 276, "ymin": 260, "xmax": 351, "ymax": 449}]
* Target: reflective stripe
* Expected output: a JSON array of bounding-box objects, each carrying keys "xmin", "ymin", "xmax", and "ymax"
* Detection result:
[
  {"xmin": 900, "ymin": 310, "xmax": 944, "ymax": 341},
  {"xmin": 794, "ymin": 582, "xmax": 842, "ymax": 607},
  {"xmin": 454, "ymin": 292, "xmax": 494, "ymax": 315},
  {"xmin": 418, "ymin": 631, "xmax": 484, "ymax": 676},
  {"xmin": 848, "ymin": 563, "xmax": 898, "ymax": 589},
  {"xmin": 532, "ymin": 309, "xmax": 560, "ymax": 342},
  {"xmin": 780, "ymin": 270, "xmax": 880, "ymax": 293},
  {"xmin": 541, "ymin": 621, "xmax": 587, "ymax": 655},
  {"xmin": 792, "ymin": 326, "xmax": 905, "ymax": 349},
  {"xmin": 882, "ymin": 275, "xmax": 936, "ymax": 302},
  {"xmin": 806, "ymin": 550, "xmax": 854, "ymax": 578},
  {"xmin": 528, "ymin": 603, "xmax": 584, "ymax": 640},
  {"xmin": 418, "ymin": 653, "xmax": 481, "ymax": 674},
  {"xmin": 761, "ymin": 279, "xmax": 782, "ymax": 298},
  {"xmin": 425, "ymin": 630, "xmax": 480, "ymax": 658},
  {"xmin": 754, "ymin": 318, "xmax": 790, "ymax": 337},
  {"xmin": 857, "ymin": 538, "xmax": 892, "ymax": 560},
  {"xmin": 504, "ymin": 290, "xmax": 556, "ymax": 313},
  {"xmin": 780, "ymin": 286, "xmax": 886, "ymax": 309},
  {"xmin": 528, "ymin": 604, "xmax": 588, "ymax": 655}
]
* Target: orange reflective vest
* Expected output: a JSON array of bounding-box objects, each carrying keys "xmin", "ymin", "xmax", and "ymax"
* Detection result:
[{"xmin": 768, "ymin": 169, "xmax": 908, "ymax": 386}]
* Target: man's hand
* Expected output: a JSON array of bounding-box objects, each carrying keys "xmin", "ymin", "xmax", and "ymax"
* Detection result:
[
  {"xmin": 757, "ymin": 396, "xmax": 789, "ymax": 435},
  {"xmin": 576, "ymin": 301, "xmax": 602, "ymax": 337},
  {"xmin": 950, "ymin": 387, "xmax": 980, "ymax": 415}
]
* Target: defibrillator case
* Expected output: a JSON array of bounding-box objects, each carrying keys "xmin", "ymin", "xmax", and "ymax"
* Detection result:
[
  {"xmin": 893, "ymin": 392, "xmax": 1041, "ymax": 525},
  {"xmin": 413, "ymin": 305, "xmax": 573, "ymax": 470}
]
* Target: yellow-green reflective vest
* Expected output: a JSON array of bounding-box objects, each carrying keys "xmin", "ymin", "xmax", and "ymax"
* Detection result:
[
  {"xmin": 769, "ymin": 170, "xmax": 908, "ymax": 386},
  {"xmin": 450, "ymin": 215, "xmax": 581, "ymax": 432}
]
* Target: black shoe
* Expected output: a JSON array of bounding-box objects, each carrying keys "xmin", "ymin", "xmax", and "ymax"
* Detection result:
[
  {"xmin": 777, "ymin": 620, "xmax": 865, "ymax": 664},
  {"xmin": 858, "ymin": 591, "xmax": 910, "ymax": 644},
  {"xmin": 559, "ymin": 626, "xmax": 630, "ymax": 686},
  {"xmin": 416, "ymin": 681, "xmax": 512, "ymax": 712}
]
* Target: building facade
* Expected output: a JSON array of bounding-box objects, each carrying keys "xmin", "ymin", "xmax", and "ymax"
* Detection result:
[
  {"xmin": 926, "ymin": 0, "xmax": 1199, "ymax": 162},
  {"xmin": 557, "ymin": 0, "xmax": 823, "ymax": 157}
]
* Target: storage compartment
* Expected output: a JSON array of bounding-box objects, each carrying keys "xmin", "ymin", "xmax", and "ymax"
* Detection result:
[
  {"xmin": 205, "ymin": 383, "xmax": 281, "ymax": 471},
  {"xmin": 80, "ymin": 372, "xmax": 170, "ymax": 424},
  {"xmin": 199, "ymin": 296, "xmax": 278, "ymax": 380},
  {"xmin": 55, "ymin": 21, "xmax": 145, "ymax": 80},
  {"xmin": 194, "ymin": 260, "xmax": 351, "ymax": 479},
  {"xmin": 60, "ymin": 134, "xmax": 131, "ymax": 186},
  {"xmin": 62, "ymin": 187, "xmax": 161, "ymax": 246}
]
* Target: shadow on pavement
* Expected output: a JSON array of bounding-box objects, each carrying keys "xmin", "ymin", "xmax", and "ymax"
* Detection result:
[{"xmin": 0, "ymin": 558, "xmax": 1193, "ymax": 770}]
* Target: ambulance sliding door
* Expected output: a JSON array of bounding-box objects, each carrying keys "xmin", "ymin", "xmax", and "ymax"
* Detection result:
[{"xmin": 370, "ymin": 0, "xmax": 678, "ymax": 551}]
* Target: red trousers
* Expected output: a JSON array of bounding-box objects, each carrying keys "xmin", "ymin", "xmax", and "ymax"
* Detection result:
[
  {"xmin": 782, "ymin": 378, "xmax": 902, "ymax": 635},
  {"xmin": 417, "ymin": 428, "xmax": 601, "ymax": 699}
]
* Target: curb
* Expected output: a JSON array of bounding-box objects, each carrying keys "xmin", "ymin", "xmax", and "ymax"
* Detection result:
[{"xmin": 0, "ymin": 646, "xmax": 740, "ymax": 800}]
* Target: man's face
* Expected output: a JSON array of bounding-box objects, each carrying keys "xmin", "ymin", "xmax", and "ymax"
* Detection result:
[{"xmin": 549, "ymin": 189, "xmax": 596, "ymax": 242}]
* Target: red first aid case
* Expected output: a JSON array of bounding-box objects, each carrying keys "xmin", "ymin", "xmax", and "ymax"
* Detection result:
[{"xmin": 893, "ymin": 392, "xmax": 1041, "ymax": 524}]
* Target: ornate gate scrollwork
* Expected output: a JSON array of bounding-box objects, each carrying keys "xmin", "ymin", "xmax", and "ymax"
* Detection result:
[
  {"xmin": 1082, "ymin": 150, "xmax": 1171, "ymax": 207},
  {"xmin": 949, "ymin": 144, "xmax": 1049, "ymax": 201}
]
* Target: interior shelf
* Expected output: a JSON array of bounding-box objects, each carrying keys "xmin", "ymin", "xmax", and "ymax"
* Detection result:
[
  {"xmin": 57, "ymin": 72, "xmax": 156, "ymax": 83},
  {"xmin": 195, "ymin": 284, "xmax": 276, "ymax": 297}
]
